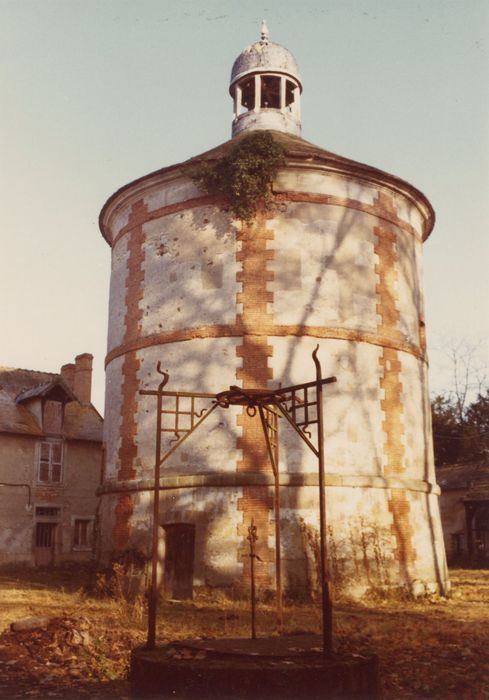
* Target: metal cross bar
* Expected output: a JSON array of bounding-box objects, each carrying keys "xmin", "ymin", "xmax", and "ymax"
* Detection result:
[
  {"xmin": 139, "ymin": 389, "xmax": 217, "ymax": 469},
  {"xmin": 215, "ymin": 376, "xmax": 335, "ymax": 411}
]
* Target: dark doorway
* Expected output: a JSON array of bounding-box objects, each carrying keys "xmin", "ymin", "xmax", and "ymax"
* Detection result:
[
  {"xmin": 465, "ymin": 501, "xmax": 489, "ymax": 566},
  {"xmin": 473, "ymin": 504, "xmax": 489, "ymax": 564},
  {"xmin": 163, "ymin": 523, "xmax": 195, "ymax": 599},
  {"xmin": 34, "ymin": 522, "xmax": 57, "ymax": 566}
]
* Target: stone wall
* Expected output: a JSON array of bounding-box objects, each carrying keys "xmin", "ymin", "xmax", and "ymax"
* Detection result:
[{"xmin": 0, "ymin": 432, "xmax": 101, "ymax": 565}]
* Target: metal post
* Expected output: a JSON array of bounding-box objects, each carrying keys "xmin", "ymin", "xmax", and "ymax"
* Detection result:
[
  {"xmin": 312, "ymin": 346, "xmax": 333, "ymax": 656},
  {"xmin": 258, "ymin": 406, "xmax": 283, "ymax": 634},
  {"xmin": 146, "ymin": 387, "xmax": 163, "ymax": 650},
  {"xmin": 248, "ymin": 519, "xmax": 258, "ymax": 640},
  {"xmin": 465, "ymin": 503, "xmax": 474, "ymax": 564}
]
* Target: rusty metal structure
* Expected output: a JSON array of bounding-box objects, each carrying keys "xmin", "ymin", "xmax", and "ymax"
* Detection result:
[
  {"xmin": 141, "ymin": 347, "xmax": 336, "ymax": 654},
  {"xmin": 247, "ymin": 518, "xmax": 260, "ymax": 640}
]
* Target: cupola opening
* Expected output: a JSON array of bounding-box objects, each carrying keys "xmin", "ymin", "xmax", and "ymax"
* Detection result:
[{"xmin": 261, "ymin": 75, "xmax": 280, "ymax": 108}]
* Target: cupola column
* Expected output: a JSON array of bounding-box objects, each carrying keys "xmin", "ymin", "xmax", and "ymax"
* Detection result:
[
  {"xmin": 293, "ymin": 86, "xmax": 301, "ymax": 118},
  {"xmin": 254, "ymin": 75, "xmax": 260, "ymax": 112},
  {"xmin": 234, "ymin": 84, "xmax": 242, "ymax": 119},
  {"xmin": 280, "ymin": 76, "xmax": 286, "ymax": 112}
]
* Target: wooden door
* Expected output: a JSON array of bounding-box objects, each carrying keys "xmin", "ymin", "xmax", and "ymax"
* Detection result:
[
  {"xmin": 34, "ymin": 522, "xmax": 57, "ymax": 566},
  {"xmin": 163, "ymin": 524, "xmax": 195, "ymax": 599}
]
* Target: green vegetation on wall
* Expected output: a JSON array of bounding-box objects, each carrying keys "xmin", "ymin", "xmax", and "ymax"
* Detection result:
[{"xmin": 190, "ymin": 131, "xmax": 286, "ymax": 223}]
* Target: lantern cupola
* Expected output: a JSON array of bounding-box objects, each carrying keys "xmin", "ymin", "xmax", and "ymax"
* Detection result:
[{"xmin": 230, "ymin": 21, "xmax": 302, "ymax": 137}]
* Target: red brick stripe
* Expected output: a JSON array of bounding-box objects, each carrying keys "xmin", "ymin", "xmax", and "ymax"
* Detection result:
[
  {"xmin": 105, "ymin": 324, "xmax": 425, "ymax": 368},
  {"xmin": 112, "ymin": 200, "xmax": 147, "ymax": 551},
  {"xmin": 374, "ymin": 193, "xmax": 416, "ymax": 577},
  {"xmin": 235, "ymin": 213, "xmax": 275, "ymax": 586},
  {"xmin": 108, "ymin": 190, "xmax": 422, "ymax": 251}
]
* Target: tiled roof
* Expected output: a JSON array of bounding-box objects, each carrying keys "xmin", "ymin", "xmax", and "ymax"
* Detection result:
[
  {"xmin": 64, "ymin": 403, "xmax": 103, "ymax": 442},
  {"xmin": 0, "ymin": 367, "xmax": 102, "ymax": 442},
  {"xmin": 0, "ymin": 367, "xmax": 56, "ymax": 396},
  {"xmin": 16, "ymin": 379, "xmax": 77, "ymax": 404},
  {"xmin": 100, "ymin": 130, "xmax": 435, "ymax": 244},
  {"xmin": 436, "ymin": 462, "xmax": 489, "ymax": 493},
  {"xmin": 0, "ymin": 389, "xmax": 42, "ymax": 436}
]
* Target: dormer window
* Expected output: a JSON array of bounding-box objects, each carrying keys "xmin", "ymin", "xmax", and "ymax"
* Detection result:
[
  {"xmin": 43, "ymin": 400, "xmax": 63, "ymax": 435},
  {"xmin": 38, "ymin": 440, "xmax": 63, "ymax": 483}
]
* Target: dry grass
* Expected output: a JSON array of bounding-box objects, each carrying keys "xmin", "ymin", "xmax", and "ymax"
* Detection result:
[{"xmin": 0, "ymin": 565, "xmax": 487, "ymax": 699}]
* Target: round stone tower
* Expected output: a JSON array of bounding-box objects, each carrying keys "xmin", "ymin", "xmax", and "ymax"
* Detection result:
[{"xmin": 98, "ymin": 25, "xmax": 448, "ymax": 597}]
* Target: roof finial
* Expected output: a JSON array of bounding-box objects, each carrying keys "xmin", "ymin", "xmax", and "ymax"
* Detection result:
[{"xmin": 260, "ymin": 19, "xmax": 269, "ymax": 44}]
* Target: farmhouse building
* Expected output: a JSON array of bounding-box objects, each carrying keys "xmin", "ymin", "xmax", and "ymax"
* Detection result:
[
  {"xmin": 437, "ymin": 462, "xmax": 489, "ymax": 565},
  {"xmin": 0, "ymin": 354, "xmax": 102, "ymax": 566},
  {"xmin": 98, "ymin": 25, "xmax": 448, "ymax": 598}
]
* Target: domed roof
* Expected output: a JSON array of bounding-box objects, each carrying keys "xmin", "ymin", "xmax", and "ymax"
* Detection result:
[
  {"xmin": 230, "ymin": 21, "xmax": 302, "ymax": 92},
  {"xmin": 100, "ymin": 130, "xmax": 435, "ymax": 245}
]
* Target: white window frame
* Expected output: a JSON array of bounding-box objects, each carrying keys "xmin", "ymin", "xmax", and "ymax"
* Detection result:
[
  {"xmin": 72, "ymin": 516, "xmax": 94, "ymax": 551},
  {"xmin": 37, "ymin": 439, "xmax": 64, "ymax": 484}
]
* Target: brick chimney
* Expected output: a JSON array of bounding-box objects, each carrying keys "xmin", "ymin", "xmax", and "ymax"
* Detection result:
[
  {"xmin": 60, "ymin": 363, "xmax": 75, "ymax": 391},
  {"xmin": 73, "ymin": 353, "xmax": 93, "ymax": 405}
]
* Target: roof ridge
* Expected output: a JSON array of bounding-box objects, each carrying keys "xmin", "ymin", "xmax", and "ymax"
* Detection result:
[{"xmin": 0, "ymin": 366, "xmax": 58, "ymax": 375}]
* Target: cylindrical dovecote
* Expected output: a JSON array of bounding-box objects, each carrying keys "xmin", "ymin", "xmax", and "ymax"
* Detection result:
[{"xmin": 97, "ymin": 29, "xmax": 448, "ymax": 599}]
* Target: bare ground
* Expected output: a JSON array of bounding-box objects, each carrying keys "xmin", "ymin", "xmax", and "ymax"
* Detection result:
[{"xmin": 0, "ymin": 566, "xmax": 487, "ymax": 699}]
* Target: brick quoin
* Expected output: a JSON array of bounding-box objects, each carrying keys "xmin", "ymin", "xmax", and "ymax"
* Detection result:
[
  {"xmin": 112, "ymin": 200, "xmax": 147, "ymax": 550},
  {"xmin": 374, "ymin": 193, "xmax": 416, "ymax": 577},
  {"xmin": 388, "ymin": 489, "xmax": 416, "ymax": 571},
  {"xmin": 235, "ymin": 211, "xmax": 275, "ymax": 586},
  {"xmin": 113, "ymin": 494, "xmax": 135, "ymax": 550}
]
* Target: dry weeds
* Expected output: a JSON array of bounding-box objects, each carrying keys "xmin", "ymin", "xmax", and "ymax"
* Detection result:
[{"xmin": 0, "ymin": 565, "xmax": 487, "ymax": 699}]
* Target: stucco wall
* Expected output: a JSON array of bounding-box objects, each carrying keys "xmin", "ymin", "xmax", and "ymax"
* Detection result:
[
  {"xmin": 0, "ymin": 434, "xmax": 35, "ymax": 563},
  {"xmin": 0, "ymin": 432, "xmax": 101, "ymax": 565}
]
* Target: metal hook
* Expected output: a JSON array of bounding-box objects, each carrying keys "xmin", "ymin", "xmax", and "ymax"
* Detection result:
[
  {"xmin": 169, "ymin": 432, "xmax": 181, "ymax": 446},
  {"xmin": 312, "ymin": 344, "xmax": 322, "ymax": 379},
  {"xmin": 156, "ymin": 362, "xmax": 170, "ymax": 391}
]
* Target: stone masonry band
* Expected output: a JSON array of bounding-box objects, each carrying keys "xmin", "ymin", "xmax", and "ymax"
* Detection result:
[
  {"xmin": 97, "ymin": 473, "xmax": 441, "ymax": 496},
  {"xmin": 105, "ymin": 326, "xmax": 426, "ymax": 369},
  {"xmin": 106, "ymin": 188, "xmax": 426, "ymax": 250}
]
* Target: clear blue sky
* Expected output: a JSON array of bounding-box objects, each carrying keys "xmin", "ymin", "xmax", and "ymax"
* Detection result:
[{"xmin": 1, "ymin": 0, "xmax": 488, "ymax": 413}]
